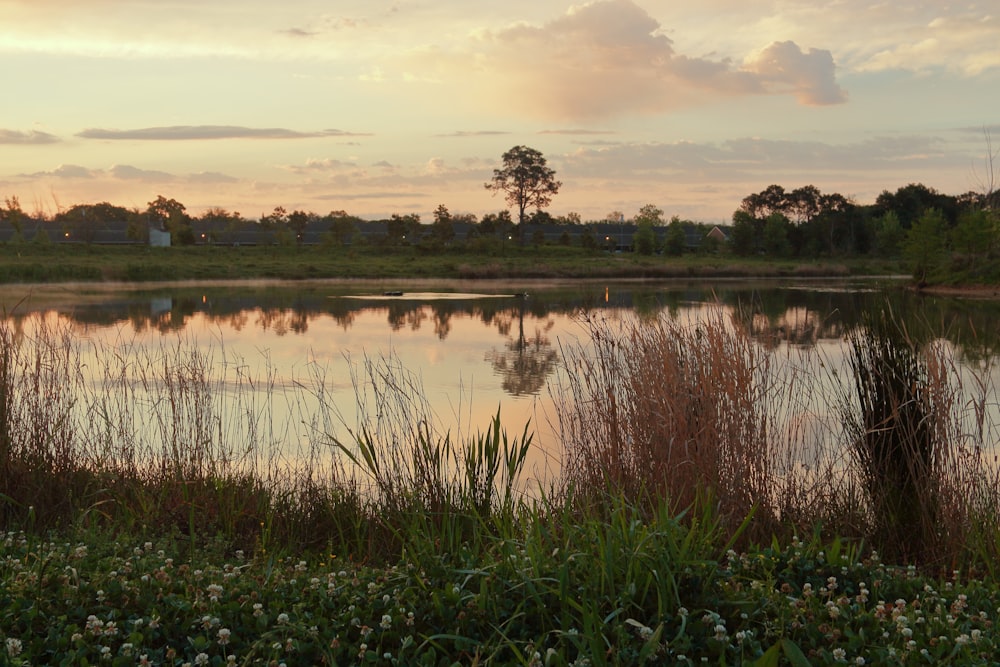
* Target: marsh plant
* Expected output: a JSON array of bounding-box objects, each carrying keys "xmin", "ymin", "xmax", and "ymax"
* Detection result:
[
  {"xmin": 552, "ymin": 305, "xmax": 1000, "ymax": 570},
  {"xmin": 3, "ymin": 306, "xmax": 1000, "ymax": 567},
  {"xmin": 841, "ymin": 309, "xmax": 1000, "ymax": 569}
]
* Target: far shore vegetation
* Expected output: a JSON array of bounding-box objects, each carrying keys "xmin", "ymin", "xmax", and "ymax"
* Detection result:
[{"xmin": 0, "ymin": 169, "xmax": 996, "ymax": 287}]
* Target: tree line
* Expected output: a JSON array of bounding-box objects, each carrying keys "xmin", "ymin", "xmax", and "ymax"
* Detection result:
[{"xmin": 1, "ymin": 144, "xmax": 997, "ymax": 282}]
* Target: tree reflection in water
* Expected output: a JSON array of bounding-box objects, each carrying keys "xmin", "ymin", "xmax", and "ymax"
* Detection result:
[{"xmin": 13, "ymin": 278, "xmax": 1000, "ymax": 402}]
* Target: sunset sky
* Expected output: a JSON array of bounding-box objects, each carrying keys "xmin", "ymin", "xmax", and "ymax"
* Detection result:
[{"xmin": 1, "ymin": 0, "xmax": 998, "ymax": 224}]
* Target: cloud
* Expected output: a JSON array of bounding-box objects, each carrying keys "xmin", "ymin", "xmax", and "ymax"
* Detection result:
[
  {"xmin": 76, "ymin": 126, "xmax": 371, "ymax": 141},
  {"xmin": 109, "ymin": 164, "xmax": 174, "ymax": 182},
  {"xmin": 20, "ymin": 163, "xmax": 240, "ymax": 185},
  {"xmin": 316, "ymin": 191, "xmax": 429, "ymax": 201},
  {"xmin": 858, "ymin": 11, "xmax": 1000, "ymax": 76},
  {"xmin": 434, "ymin": 131, "xmax": 511, "ymax": 138},
  {"xmin": 744, "ymin": 41, "xmax": 847, "ymax": 105},
  {"xmin": 539, "ymin": 129, "xmax": 617, "ymax": 136},
  {"xmin": 187, "ymin": 171, "xmax": 240, "ymax": 184},
  {"xmin": 283, "ymin": 158, "xmax": 363, "ymax": 176},
  {"xmin": 280, "ymin": 27, "xmax": 317, "ymax": 38},
  {"xmin": 960, "ymin": 124, "xmax": 1000, "ymax": 135},
  {"xmin": 405, "ymin": 0, "xmax": 845, "ymax": 121},
  {"xmin": 561, "ymin": 134, "xmax": 957, "ymax": 181},
  {"xmin": 43, "ymin": 164, "xmax": 96, "ymax": 179},
  {"xmin": 0, "ymin": 129, "xmax": 60, "ymax": 145}
]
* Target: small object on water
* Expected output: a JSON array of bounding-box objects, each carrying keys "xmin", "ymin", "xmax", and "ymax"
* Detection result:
[{"xmin": 383, "ymin": 290, "xmax": 404, "ymax": 296}]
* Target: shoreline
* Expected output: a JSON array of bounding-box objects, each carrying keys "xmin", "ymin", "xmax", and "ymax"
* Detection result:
[{"xmin": 911, "ymin": 283, "xmax": 1000, "ymax": 299}]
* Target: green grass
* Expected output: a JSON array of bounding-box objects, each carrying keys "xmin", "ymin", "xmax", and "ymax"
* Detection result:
[
  {"xmin": 0, "ymin": 243, "xmax": 900, "ymax": 283},
  {"xmin": 4, "ymin": 517, "xmax": 1000, "ymax": 665}
]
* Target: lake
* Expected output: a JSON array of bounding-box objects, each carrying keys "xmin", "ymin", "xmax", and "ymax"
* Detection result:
[{"xmin": 4, "ymin": 277, "xmax": 999, "ymax": 487}]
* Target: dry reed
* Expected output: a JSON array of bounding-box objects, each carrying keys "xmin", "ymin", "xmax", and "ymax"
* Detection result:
[
  {"xmin": 553, "ymin": 307, "xmax": 788, "ymax": 538},
  {"xmin": 553, "ymin": 303, "xmax": 1000, "ymax": 567}
]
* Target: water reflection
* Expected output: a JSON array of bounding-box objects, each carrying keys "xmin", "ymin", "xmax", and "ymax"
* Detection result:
[
  {"xmin": 10, "ymin": 277, "xmax": 1000, "ymax": 394},
  {"xmin": 486, "ymin": 298, "xmax": 559, "ymax": 397}
]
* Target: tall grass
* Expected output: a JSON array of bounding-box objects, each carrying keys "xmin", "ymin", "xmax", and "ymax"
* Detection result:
[
  {"xmin": 553, "ymin": 308, "xmax": 791, "ymax": 543},
  {"xmin": 841, "ymin": 309, "xmax": 1000, "ymax": 569},
  {"xmin": 1, "ymin": 304, "xmax": 999, "ymax": 573},
  {"xmin": 552, "ymin": 304, "xmax": 1000, "ymax": 570}
]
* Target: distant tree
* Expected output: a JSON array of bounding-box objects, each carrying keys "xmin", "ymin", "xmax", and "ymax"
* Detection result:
[
  {"xmin": 786, "ymin": 185, "xmax": 822, "ymax": 224},
  {"xmin": 730, "ymin": 210, "xmax": 758, "ymax": 256},
  {"xmin": 324, "ymin": 211, "xmax": 359, "ymax": 247},
  {"xmin": 871, "ymin": 211, "xmax": 904, "ymax": 258},
  {"xmin": 527, "ymin": 209, "xmax": 554, "ymax": 225},
  {"xmin": 194, "ymin": 207, "xmax": 245, "ymax": 243},
  {"xmin": 479, "ymin": 210, "xmax": 513, "ymax": 237},
  {"xmin": 287, "ymin": 210, "xmax": 314, "ymax": 242},
  {"xmin": 556, "ymin": 212, "xmax": 582, "ymax": 225},
  {"xmin": 386, "ymin": 213, "xmax": 420, "ymax": 245},
  {"xmin": 903, "ymin": 208, "xmax": 948, "ymax": 282},
  {"xmin": 2, "ymin": 196, "xmax": 29, "ymax": 235},
  {"xmin": 431, "ymin": 204, "xmax": 455, "ymax": 243},
  {"xmin": 740, "ymin": 184, "xmax": 788, "ymax": 219},
  {"xmin": 485, "ymin": 146, "xmax": 561, "ymax": 227},
  {"xmin": 950, "ymin": 208, "xmax": 995, "ymax": 273},
  {"xmin": 57, "ymin": 201, "xmax": 132, "ymax": 244},
  {"xmin": 259, "ymin": 206, "xmax": 287, "ymax": 231},
  {"xmin": 634, "ymin": 204, "xmax": 665, "ymax": 226},
  {"xmin": 147, "ymin": 196, "xmax": 193, "ymax": 244},
  {"xmin": 875, "ymin": 183, "xmax": 958, "ymax": 229},
  {"xmin": 762, "ymin": 212, "xmax": 793, "ymax": 257},
  {"xmin": 663, "ymin": 217, "xmax": 686, "ymax": 256},
  {"xmin": 634, "ymin": 220, "xmax": 657, "ymax": 255}
]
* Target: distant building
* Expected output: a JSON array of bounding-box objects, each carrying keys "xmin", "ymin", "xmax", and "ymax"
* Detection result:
[{"xmin": 149, "ymin": 227, "xmax": 171, "ymax": 247}]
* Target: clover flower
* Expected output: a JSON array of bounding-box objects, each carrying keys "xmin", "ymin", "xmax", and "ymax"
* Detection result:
[
  {"xmin": 218, "ymin": 627, "xmax": 232, "ymax": 646},
  {"xmin": 277, "ymin": 612, "xmax": 290, "ymax": 624},
  {"xmin": 5, "ymin": 638, "xmax": 22, "ymax": 658}
]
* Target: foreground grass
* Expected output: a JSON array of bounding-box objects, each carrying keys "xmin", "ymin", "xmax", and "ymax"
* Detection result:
[
  {"xmin": 4, "ymin": 519, "xmax": 1000, "ymax": 666},
  {"xmin": 0, "ymin": 244, "xmax": 899, "ymax": 283}
]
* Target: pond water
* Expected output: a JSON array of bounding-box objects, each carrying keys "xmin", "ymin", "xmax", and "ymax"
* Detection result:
[{"xmin": 4, "ymin": 277, "xmax": 1000, "ymax": 484}]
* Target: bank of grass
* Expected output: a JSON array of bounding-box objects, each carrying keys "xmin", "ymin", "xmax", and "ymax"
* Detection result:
[
  {"xmin": 0, "ymin": 243, "xmax": 900, "ymax": 283},
  {"xmin": 2, "ymin": 308, "xmax": 1000, "ymax": 664}
]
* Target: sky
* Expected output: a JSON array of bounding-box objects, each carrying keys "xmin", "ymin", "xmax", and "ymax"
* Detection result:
[{"xmin": 1, "ymin": 0, "xmax": 998, "ymax": 224}]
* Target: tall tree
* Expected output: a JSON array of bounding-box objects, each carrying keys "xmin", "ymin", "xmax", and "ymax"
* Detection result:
[
  {"xmin": 485, "ymin": 146, "xmax": 561, "ymax": 226},
  {"xmin": 431, "ymin": 204, "xmax": 456, "ymax": 243}
]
